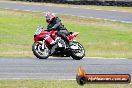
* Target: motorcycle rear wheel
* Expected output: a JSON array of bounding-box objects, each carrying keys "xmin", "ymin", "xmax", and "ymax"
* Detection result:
[
  {"xmin": 32, "ymin": 42, "xmax": 49, "ymax": 59},
  {"xmin": 70, "ymin": 41, "xmax": 85, "ymax": 60}
]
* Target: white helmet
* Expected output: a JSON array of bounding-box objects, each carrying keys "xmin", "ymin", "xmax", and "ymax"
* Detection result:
[{"xmin": 45, "ymin": 12, "xmax": 56, "ymax": 23}]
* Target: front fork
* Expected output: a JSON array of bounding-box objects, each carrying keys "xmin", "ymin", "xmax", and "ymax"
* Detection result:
[
  {"xmin": 37, "ymin": 40, "xmax": 46, "ymax": 50},
  {"xmin": 42, "ymin": 40, "xmax": 45, "ymax": 49}
]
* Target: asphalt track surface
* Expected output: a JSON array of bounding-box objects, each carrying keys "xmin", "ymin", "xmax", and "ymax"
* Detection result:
[
  {"xmin": 0, "ymin": 57, "xmax": 132, "ymax": 80},
  {"xmin": 0, "ymin": 1, "xmax": 132, "ymax": 23}
]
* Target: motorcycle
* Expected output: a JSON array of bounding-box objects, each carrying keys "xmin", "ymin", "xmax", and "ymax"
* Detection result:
[{"xmin": 32, "ymin": 26, "xmax": 85, "ymax": 60}]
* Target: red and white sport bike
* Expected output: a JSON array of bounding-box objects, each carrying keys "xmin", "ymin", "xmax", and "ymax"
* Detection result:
[{"xmin": 32, "ymin": 26, "xmax": 85, "ymax": 60}]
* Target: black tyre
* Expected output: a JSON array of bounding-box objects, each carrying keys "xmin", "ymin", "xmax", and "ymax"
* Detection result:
[
  {"xmin": 32, "ymin": 42, "xmax": 49, "ymax": 59},
  {"xmin": 70, "ymin": 41, "xmax": 85, "ymax": 60}
]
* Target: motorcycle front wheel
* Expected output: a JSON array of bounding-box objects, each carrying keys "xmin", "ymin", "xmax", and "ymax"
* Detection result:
[
  {"xmin": 70, "ymin": 41, "xmax": 85, "ymax": 60},
  {"xmin": 32, "ymin": 42, "xmax": 49, "ymax": 59}
]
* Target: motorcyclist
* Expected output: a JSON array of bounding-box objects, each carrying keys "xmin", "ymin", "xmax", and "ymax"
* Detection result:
[{"xmin": 45, "ymin": 12, "xmax": 70, "ymax": 47}]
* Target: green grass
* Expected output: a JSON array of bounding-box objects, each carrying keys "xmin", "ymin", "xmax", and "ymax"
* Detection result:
[
  {"xmin": 6, "ymin": 0, "xmax": 132, "ymax": 12},
  {"xmin": 0, "ymin": 80, "xmax": 131, "ymax": 88},
  {"xmin": 62, "ymin": 5, "xmax": 132, "ymax": 12},
  {"xmin": 48, "ymin": 3, "xmax": 132, "ymax": 12},
  {"xmin": 0, "ymin": 9, "xmax": 132, "ymax": 58}
]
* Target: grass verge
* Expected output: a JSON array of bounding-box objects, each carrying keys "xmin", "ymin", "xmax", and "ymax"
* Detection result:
[
  {"xmin": 0, "ymin": 9, "xmax": 132, "ymax": 58},
  {"xmin": 0, "ymin": 80, "xmax": 131, "ymax": 88},
  {"xmin": 2, "ymin": 0, "xmax": 132, "ymax": 12}
]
